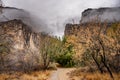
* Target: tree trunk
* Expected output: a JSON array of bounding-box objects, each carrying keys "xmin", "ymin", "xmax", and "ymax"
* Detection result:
[
  {"xmin": 92, "ymin": 54, "xmax": 103, "ymax": 73},
  {"xmin": 103, "ymin": 61, "xmax": 114, "ymax": 80}
]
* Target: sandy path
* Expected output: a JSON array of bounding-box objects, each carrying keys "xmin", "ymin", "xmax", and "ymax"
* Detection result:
[{"xmin": 48, "ymin": 68, "xmax": 75, "ymax": 80}]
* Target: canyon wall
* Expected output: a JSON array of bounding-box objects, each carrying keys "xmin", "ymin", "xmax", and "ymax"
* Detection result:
[
  {"xmin": 64, "ymin": 7, "xmax": 120, "ymax": 58},
  {"xmin": 0, "ymin": 20, "xmax": 43, "ymax": 71},
  {"xmin": 80, "ymin": 7, "xmax": 120, "ymax": 23}
]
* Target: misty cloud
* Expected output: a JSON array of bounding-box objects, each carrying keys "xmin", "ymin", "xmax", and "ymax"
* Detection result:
[
  {"xmin": 2, "ymin": 0, "xmax": 120, "ymax": 36},
  {"xmin": 80, "ymin": 7, "xmax": 120, "ymax": 23}
]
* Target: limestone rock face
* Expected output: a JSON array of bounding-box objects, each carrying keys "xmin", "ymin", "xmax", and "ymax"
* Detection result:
[
  {"xmin": 0, "ymin": 20, "xmax": 42, "ymax": 71},
  {"xmin": 80, "ymin": 7, "xmax": 120, "ymax": 23},
  {"xmin": 64, "ymin": 24, "xmax": 80, "ymax": 36}
]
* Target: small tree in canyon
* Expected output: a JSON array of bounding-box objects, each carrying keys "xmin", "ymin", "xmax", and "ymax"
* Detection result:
[
  {"xmin": 55, "ymin": 37, "xmax": 75, "ymax": 67},
  {"xmin": 86, "ymin": 23, "xmax": 120, "ymax": 79},
  {"xmin": 74, "ymin": 23, "xmax": 120, "ymax": 79},
  {"xmin": 39, "ymin": 33, "xmax": 61, "ymax": 69}
]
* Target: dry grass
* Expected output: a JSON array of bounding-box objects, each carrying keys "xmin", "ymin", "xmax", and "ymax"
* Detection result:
[
  {"xmin": 69, "ymin": 69, "xmax": 120, "ymax": 80},
  {"xmin": 0, "ymin": 70, "xmax": 50, "ymax": 80}
]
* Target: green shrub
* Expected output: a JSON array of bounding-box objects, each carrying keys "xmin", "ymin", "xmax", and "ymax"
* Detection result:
[{"xmin": 55, "ymin": 43, "xmax": 75, "ymax": 67}]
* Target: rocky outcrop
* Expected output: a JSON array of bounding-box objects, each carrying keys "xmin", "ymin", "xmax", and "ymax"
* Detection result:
[
  {"xmin": 80, "ymin": 7, "xmax": 120, "ymax": 23},
  {"xmin": 0, "ymin": 5, "xmax": 49, "ymax": 71},
  {"xmin": 64, "ymin": 24, "xmax": 80, "ymax": 36},
  {"xmin": 0, "ymin": 19, "xmax": 43, "ymax": 71},
  {"xmin": 65, "ymin": 7, "xmax": 120, "ymax": 36}
]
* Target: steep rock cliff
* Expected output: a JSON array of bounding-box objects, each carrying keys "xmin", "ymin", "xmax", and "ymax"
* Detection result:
[
  {"xmin": 0, "ymin": 19, "xmax": 43, "ymax": 71},
  {"xmin": 80, "ymin": 7, "xmax": 120, "ymax": 23}
]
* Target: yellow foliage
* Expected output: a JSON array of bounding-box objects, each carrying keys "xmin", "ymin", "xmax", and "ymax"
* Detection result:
[
  {"xmin": 0, "ymin": 71, "xmax": 50, "ymax": 80},
  {"xmin": 70, "ymin": 69, "xmax": 120, "ymax": 80}
]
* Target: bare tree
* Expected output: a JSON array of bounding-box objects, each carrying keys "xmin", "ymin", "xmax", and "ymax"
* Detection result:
[
  {"xmin": 39, "ymin": 33, "xmax": 60, "ymax": 69},
  {"xmin": 73, "ymin": 22, "xmax": 120, "ymax": 79}
]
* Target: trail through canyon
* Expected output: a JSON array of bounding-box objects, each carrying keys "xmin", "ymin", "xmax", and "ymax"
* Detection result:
[{"xmin": 48, "ymin": 68, "xmax": 75, "ymax": 80}]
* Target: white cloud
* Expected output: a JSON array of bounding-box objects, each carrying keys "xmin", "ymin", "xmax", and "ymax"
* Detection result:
[{"xmin": 2, "ymin": 0, "xmax": 119, "ymax": 36}]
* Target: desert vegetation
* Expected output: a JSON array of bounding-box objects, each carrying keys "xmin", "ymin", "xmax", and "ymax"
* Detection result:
[
  {"xmin": 65, "ymin": 22, "xmax": 120, "ymax": 80},
  {"xmin": 0, "ymin": 70, "xmax": 50, "ymax": 80},
  {"xmin": 0, "ymin": 20, "xmax": 120, "ymax": 80},
  {"xmin": 39, "ymin": 33, "xmax": 75, "ymax": 69},
  {"xmin": 0, "ymin": 28, "xmax": 76, "ymax": 79},
  {"xmin": 0, "ymin": 0, "xmax": 120, "ymax": 80}
]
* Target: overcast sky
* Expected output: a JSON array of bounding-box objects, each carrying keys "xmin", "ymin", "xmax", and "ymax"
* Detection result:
[{"xmin": 2, "ymin": 0, "xmax": 120, "ymax": 36}]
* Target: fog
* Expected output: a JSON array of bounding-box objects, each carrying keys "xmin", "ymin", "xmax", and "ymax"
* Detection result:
[
  {"xmin": 80, "ymin": 7, "xmax": 120, "ymax": 23},
  {"xmin": 2, "ymin": 0, "xmax": 120, "ymax": 36}
]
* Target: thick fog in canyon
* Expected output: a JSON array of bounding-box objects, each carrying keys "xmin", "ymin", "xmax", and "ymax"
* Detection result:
[{"xmin": 2, "ymin": 0, "xmax": 120, "ymax": 36}]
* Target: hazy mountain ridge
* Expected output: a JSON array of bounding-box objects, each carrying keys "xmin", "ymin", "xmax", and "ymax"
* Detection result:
[
  {"xmin": 80, "ymin": 7, "xmax": 120, "ymax": 23},
  {"xmin": 0, "ymin": 6, "xmax": 48, "ymax": 33},
  {"xmin": 65, "ymin": 7, "xmax": 120, "ymax": 36},
  {"xmin": 0, "ymin": 6, "xmax": 32, "ymax": 26}
]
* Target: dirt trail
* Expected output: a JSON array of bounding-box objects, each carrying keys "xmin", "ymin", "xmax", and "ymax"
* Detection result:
[{"xmin": 48, "ymin": 68, "xmax": 75, "ymax": 80}]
